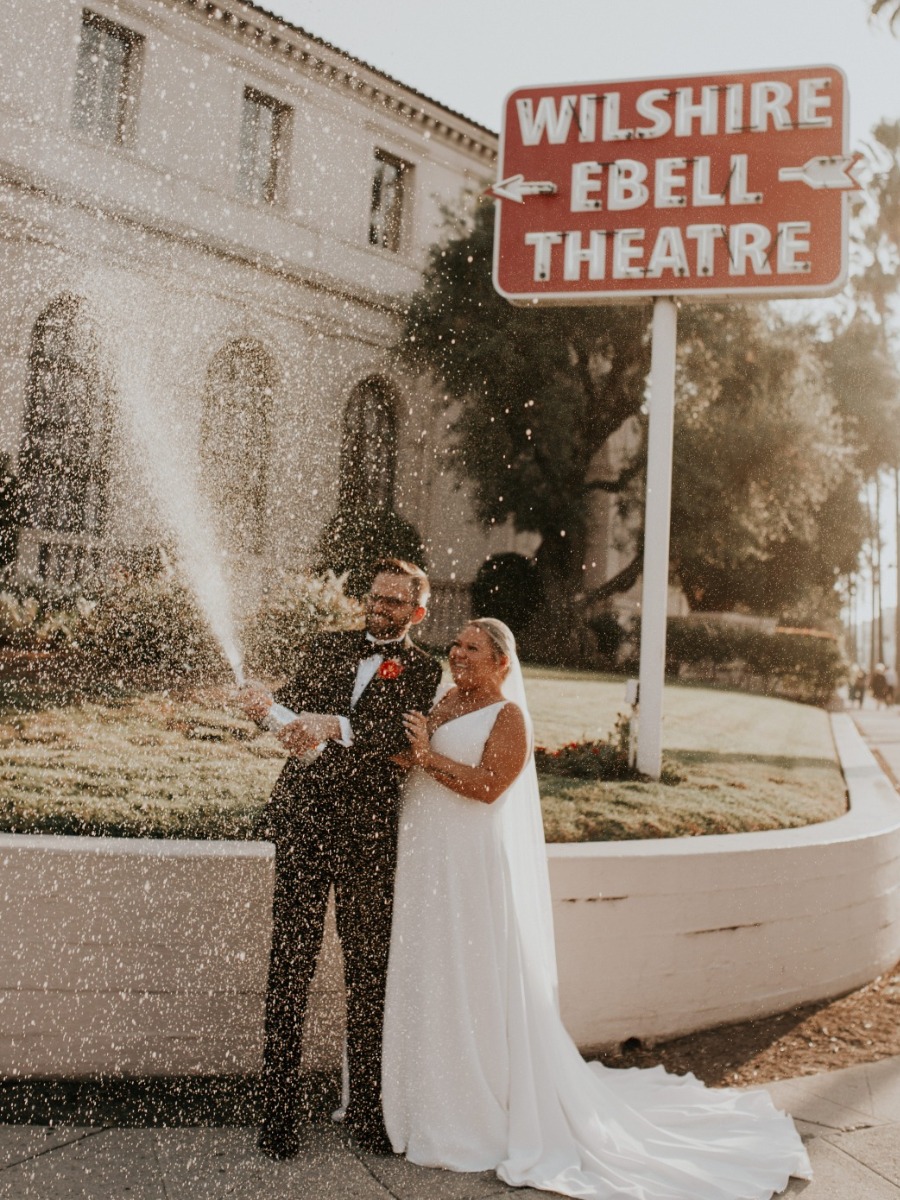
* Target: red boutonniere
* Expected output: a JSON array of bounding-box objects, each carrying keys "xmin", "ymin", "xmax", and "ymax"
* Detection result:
[{"xmin": 378, "ymin": 658, "xmax": 404, "ymax": 680}]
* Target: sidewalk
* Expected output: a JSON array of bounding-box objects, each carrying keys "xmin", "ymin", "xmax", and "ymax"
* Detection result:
[
  {"xmin": 1, "ymin": 1055, "xmax": 898, "ymax": 1197},
  {"xmin": 850, "ymin": 706, "xmax": 900, "ymax": 791}
]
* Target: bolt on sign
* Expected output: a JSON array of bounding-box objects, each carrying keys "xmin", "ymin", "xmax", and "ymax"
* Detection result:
[{"xmin": 491, "ymin": 66, "xmax": 859, "ymax": 303}]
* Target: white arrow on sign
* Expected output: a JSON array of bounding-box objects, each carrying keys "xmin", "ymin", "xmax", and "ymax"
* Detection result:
[
  {"xmin": 778, "ymin": 153, "xmax": 862, "ymax": 190},
  {"xmin": 487, "ymin": 174, "xmax": 558, "ymax": 203}
]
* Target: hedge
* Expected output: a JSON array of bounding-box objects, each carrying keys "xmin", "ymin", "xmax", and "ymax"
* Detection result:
[{"xmin": 662, "ymin": 616, "xmax": 846, "ymax": 705}]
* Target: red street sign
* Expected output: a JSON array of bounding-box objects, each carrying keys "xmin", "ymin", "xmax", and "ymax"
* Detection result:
[{"xmin": 491, "ymin": 66, "xmax": 857, "ymax": 304}]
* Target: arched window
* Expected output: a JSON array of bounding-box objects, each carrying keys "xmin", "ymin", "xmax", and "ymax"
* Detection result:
[
  {"xmin": 200, "ymin": 339, "xmax": 274, "ymax": 555},
  {"xmin": 339, "ymin": 376, "xmax": 398, "ymax": 518},
  {"xmin": 18, "ymin": 295, "xmax": 111, "ymax": 537}
]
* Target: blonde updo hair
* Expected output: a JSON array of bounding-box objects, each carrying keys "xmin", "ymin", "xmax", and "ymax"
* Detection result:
[{"xmin": 467, "ymin": 618, "xmax": 517, "ymax": 668}]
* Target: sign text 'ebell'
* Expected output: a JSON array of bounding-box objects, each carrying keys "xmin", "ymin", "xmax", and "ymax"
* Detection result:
[{"xmin": 488, "ymin": 67, "xmax": 859, "ymax": 777}]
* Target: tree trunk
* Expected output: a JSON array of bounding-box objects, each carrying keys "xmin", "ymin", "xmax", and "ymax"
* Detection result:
[{"xmin": 524, "ymin": 522, "xmax": 592, "ymax": 667}]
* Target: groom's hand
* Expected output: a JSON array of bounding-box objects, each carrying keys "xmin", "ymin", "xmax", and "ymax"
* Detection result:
[
  {"xmin": 236, "ymin": 685, "xmax": 273, "ymax": 723},
  {"xmin": 295, "ymin": 714, "xmax": 343, "ymax": 743},
  {"xmin": 277, "ymin": 720, "xmax": 321, "ymax": 756}
]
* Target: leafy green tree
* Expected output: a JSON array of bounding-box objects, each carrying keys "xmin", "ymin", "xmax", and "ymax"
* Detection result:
[
  {"xmin": 313, "ymin": 510, "xmax": 425, "ymax": 598},
  {"xmin": 856, "ymin": 121, "xmax": 900, "ymax": 327},
  {"xmin": 842, "ymin": 119, "xmax": 900, "ymax": 651},
  {"xmin": 670, "ymin": 306, "xmax": 859, "ymax": 617},
  {"xmin": 401, "ymin": 198, "xmax": 888, "ymax": 647},
  {"xmin": 825, "ymin": 313, "xmax": 900, "ymax": 478},
  {"xmin": 401, "ymin": 200, "xmax": 650, "ymax": 657}
]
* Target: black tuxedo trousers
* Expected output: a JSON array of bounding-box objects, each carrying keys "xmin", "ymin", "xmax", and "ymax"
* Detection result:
[{"xmin": 260, "ymin": 630, "xmax": 442, "ymax": 1141}]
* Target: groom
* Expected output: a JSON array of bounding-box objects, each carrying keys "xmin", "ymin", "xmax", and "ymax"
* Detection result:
[{"xmin": 241, "ymin": 559, "xmax": 442, "ymax": 1159}]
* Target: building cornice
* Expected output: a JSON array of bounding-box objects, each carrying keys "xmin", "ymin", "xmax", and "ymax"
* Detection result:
[
  {"xmin": 0, "ymin": 166, "xmax": 409, "ymax": 326},
  {"xmin": 174, "ymin": 0, "xmax": 498, "ymax": 165}
]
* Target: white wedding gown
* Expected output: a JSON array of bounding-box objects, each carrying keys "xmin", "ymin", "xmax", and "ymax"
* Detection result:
[{"xmin": 382, "ymin": 702, "xmax": 812, "ymax": 1200}]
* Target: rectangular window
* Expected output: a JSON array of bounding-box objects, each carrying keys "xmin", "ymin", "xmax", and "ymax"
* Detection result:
[
  {"xmin": 72, "ymin": 10, "xmax": 141, "ymax": 145},
  {"xmin": 369, "ymin": 150, "xmax": 409, "ymax": 253},
  {"xmin": 238, "ymin": 88, "xmax": 290, "ymax": 205}
]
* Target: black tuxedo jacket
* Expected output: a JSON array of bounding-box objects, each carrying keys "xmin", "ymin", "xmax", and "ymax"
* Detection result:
[{"xmin": 264, "ymin": 629, "xmax": 442, "ymax": 838}]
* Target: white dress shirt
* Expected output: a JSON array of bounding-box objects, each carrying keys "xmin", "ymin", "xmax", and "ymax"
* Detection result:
[
  {"xmin": 265, "ymin": 634, "xmax": 429, "ymax": 756},
  {"xmin": 337, "ymin": 633, "xmax": 407, "ymax": 744}
]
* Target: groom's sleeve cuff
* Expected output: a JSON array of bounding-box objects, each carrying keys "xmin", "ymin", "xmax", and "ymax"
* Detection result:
[{"xmin": 336, "ymin": 716, "xmax": 353, "ymax": 746}]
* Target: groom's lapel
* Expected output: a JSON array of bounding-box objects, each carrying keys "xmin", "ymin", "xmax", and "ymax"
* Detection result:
[{"xmin": 331, "ymin": 630, "xmax": 368, "ymax": 708}]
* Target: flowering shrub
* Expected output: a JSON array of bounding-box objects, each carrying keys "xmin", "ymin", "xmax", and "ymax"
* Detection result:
[
  {"xmin": 534, "ymin": 712, "xmax": 683, "ymax": 785},
  {"xmin": 0, "ymin": 592, "xmax": 40, "ymax": 646},
  {"xmin": 0, "ymin": 590, "xmax": 96, "ymax": 650},
  {"xmin": 1, "ymin": 569, "xmax": 362, "ymax": 689},
  {"xmin": 77, "ymin": 575, "xmax": 224, "ymax": 684},
  {"xmin": 536, "ymin": 713, "xmax": 646, "ymax": 782},
  {"xmin": 535, "ymin": 737, "xmax": 635, "ymax": 780},
  {"xmin": 241, "ymin": 569, "xmax": 362, "ymax": 678}
]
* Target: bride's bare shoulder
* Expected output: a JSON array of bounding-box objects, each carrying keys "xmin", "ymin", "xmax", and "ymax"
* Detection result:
[
  {"xmin": 484, "ymin": 703, "xmax": 528, "ymax": 775},
  {"xmin": 492, "ymin": 701, "xmax": 527, "ymax": 738}
]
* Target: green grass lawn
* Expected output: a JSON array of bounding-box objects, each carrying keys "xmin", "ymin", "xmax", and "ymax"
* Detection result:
[
  {"xmin": 0, "ymin": 670, "xmax": 846, "ymax": 842},
  {"xmin": 526, "ymin": 669, "xmax": 846, "ymax": 840}
]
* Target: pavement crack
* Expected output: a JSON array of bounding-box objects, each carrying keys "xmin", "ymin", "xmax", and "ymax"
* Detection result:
[
  {"xmin": 829, "ymin": 1136, "xmax": 900, "ymax": 1187},
  {"xmin": 0, "ymin": 1125, "xmax": 112, "ymax": 1172},
  {"xmin": 151, "ymin": 1130, "xmax": 172, "ymax": 1200},
  {"xmin": 350, "ymin": 1151, "xmax": 404, "ymax": 1200},
  {"xmin": 801, "ymin": 1115, "xmax": 879, "ymax": 1133}
]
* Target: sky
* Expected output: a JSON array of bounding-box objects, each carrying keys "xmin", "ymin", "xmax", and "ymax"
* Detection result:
[{"xmin": 262, "ymin": 0, "xmax": 899, "ymax": 148}]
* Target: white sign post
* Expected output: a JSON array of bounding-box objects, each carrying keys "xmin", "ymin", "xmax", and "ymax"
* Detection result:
[
  {"xmin": 636, "ymin": 298, "xmax": 678, "ymax": 778},
  {"xmin": 490, "ymin": 66, "xmax": 857, "ymax": 779}
]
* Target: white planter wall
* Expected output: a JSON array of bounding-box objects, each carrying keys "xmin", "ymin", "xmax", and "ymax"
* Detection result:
[
  {"xmin": 0, "ymin": 836, "xmax": 344, "ymax": 1077},
  {"xmin": 549, "ymin": 714, "xmax": 900, "ymax": 1049},
  {"xmin": 0, "ymin": 714, "xmax": 897, "ymax": 1077}
]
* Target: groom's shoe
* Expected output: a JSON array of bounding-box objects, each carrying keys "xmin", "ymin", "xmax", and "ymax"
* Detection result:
[
  {"xmin": 344, "ymin": 1117, "xmax": 394, "ymax": 1157},
  {"xmin": 257, "ymin": 1121, "xmax": 304, "ymax": 1161}
]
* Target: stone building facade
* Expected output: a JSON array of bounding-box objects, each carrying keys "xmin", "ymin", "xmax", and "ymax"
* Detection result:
[{"xmin": 0, "ymin": 0, "xmax": 573, "ymax": 639}]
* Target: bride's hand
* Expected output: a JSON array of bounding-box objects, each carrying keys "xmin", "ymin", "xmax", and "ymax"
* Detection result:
[{"xmin": 402, "ymin": 711, "xmax": 430, "ymax": 763}]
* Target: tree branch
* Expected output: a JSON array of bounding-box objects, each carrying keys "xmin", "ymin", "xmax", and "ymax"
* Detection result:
[
  {"xmin": 584, "ymin": 543, "xmax": 644, "ymax": 602},
  {"xmin": 586, "ymin": 454, "xmax": 646, "ymax": 493}
]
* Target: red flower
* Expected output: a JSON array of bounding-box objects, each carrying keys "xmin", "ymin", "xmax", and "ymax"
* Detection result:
[{"xmin": 378, "ymin": 658, "xmax": 404, "ymax": 680}]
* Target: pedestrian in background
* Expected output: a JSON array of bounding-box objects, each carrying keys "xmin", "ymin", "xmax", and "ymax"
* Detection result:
[
  {"xmin": 886, "ymin": 664, "xmax": 898, "ymax": 707},
  {"xmin": 870, "ymin": 663, "xmax": 889, "ymax": 709}
]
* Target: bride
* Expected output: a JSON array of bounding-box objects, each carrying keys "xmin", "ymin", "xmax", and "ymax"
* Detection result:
[{"xmin": 381, "ymin": 617, "xmax": 812, "ymax": 1199}]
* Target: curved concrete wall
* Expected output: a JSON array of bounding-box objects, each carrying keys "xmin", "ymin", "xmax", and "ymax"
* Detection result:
[
  {"xmin": 550, "ymin": 714, "xmax": 900, "ymax": 1050},
  {"xmin": 0, "ymin": 835, "xmax": 345, "ymax": 1077},
  {"xmin": 0, "ymin": 714, "xmax": 896, "ymax": 1077}
]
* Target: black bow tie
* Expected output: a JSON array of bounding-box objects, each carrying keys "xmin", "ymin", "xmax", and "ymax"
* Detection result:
[{"xmin": 361, "ymin": 640, "xmax": 404, "ymax": 661}]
